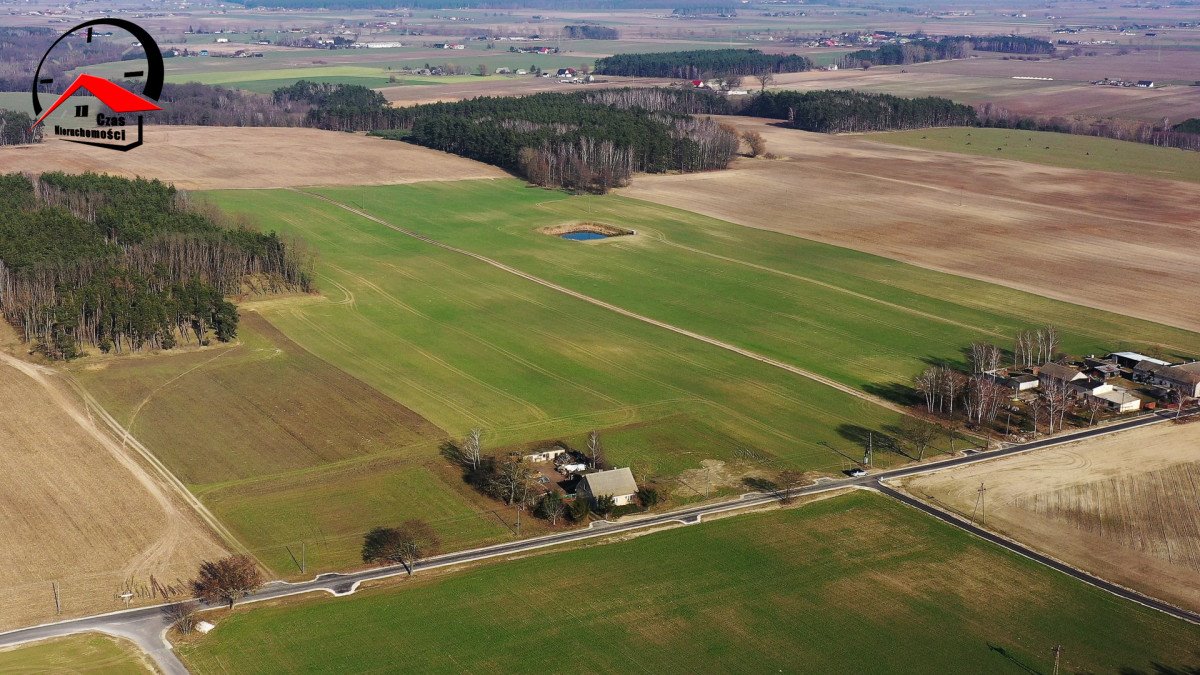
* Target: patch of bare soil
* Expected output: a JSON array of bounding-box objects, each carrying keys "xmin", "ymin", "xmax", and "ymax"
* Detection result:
[
  {"xmin": 0, "ymin": 126, "xmax": 505, "ymax": 190},
  {"xmin": 0, "ymin": 353, "xmax": 227, "ymax": 631},
  {"xmin": 900, "ymin": 423, "xmax": 1200, "ymax": 613},
  {"xmin": 619, "ymin": 116, "xmax": 1200, "ymax": 334}
]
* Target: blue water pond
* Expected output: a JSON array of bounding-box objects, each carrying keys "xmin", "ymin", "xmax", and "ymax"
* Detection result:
[{"xmin": 560, "ymin": 231, "xmax": 609, "ymax": 241}]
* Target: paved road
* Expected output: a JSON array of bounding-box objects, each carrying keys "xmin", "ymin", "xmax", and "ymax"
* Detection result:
[{"xmin": 1, "ymin": 409, "xmax": 1194, "ymax": 672}]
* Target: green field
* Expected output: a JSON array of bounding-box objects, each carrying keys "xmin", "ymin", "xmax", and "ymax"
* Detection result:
[
  {"xmin": 75, "ymin": 178, "xmax": 1200, "ymax": 575},
  {"xmin": 177, "ymin": 492, "xmax": 1200, "ymax": 673},
  {"xmin": 870, "ymin": 127, "xmax": 1200, "ymax": 184},
  {"xmin": 0, "ymin": 633, "xmax": 151, "ymax": 674}
]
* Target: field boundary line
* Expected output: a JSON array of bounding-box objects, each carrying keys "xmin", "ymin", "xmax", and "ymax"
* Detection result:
[{"xmin": 293, "ymin": 189, "xmax": 910, "ymax": 416}]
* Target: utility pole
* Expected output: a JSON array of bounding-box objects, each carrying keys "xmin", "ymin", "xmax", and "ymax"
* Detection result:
[
  {"xmin": 972, "ymin": 482, "xmax": 987, "ymax": 526},
  {"xmin": 301, "ymin": 542, "xmax": 306, "ymax": 574},
  {"xmin": 515, "ymin": 504, "xmax": 522, "ymax": 537},
  {"xmin": 1052, "ymin": 644, "xmax": 1063, "ymax": 675},
  {"xmin": 52, "ymin": 582, "xmax": 61, "ymax": 615},
  {"xmin": 864, "ymin": 432, "xmax": 873, "ymax": 467}
]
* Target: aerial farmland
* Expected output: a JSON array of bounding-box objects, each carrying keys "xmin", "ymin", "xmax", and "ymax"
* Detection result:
[{"xmin": 0, "ymin": 0, "xmax": 1198, "ymax": 671}]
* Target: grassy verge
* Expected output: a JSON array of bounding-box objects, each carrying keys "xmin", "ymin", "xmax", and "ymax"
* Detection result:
[
  {"xmin": 177, "ymin": 491, "xmax": 1200, "ymax": 673},
  {"xmin": 0, "ymin": 634, "xmax": 153, "ymax": 674}
]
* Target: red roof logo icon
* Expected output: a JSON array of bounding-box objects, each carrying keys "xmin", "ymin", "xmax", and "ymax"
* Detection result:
[{"xmin": 31, "ymin": 73, "xmax": 161, "ymax": 129}]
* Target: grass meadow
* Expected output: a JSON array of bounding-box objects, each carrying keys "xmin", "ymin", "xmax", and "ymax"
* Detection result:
[
  {"xmin": 870, "ymin": 127, "xmax": 1200, "ymax": 184},
  {"xmin": 177, "ymin": 492, "xmax": 1200, "ymax": 674},
  {"xmin": 0, "ymin": 634, "xmax": 151, "ymax": 673}
]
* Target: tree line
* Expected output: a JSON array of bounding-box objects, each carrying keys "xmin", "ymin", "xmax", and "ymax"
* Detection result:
[
  {"xmin": 0, "ymin": 173, "xmax": 313, "ymax": 358},
  {"xmin": 563, "ymin": 25, "xmax": 619, "ymax": 39},
  {"xmin": 839, "ymin": 35, "xmax": 1054, "ymax": 69},
  {"xmin": 371, "ymin": 89, "xmax": 739, "ymax": 192},
  {"xmin": 593, "ymin": 48, "xmax": 814, "ymax": 79},
  {"xmin": 977, "ymin": 103, "xmax": 1200, "ymax": 152},
  {"xmin": 742, "ymin": 89, "xmax": 977, "ymax": 133}
]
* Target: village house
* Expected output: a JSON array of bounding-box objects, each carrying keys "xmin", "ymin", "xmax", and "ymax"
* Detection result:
[
  {"xmin": 1037, "ymin": 362, "xmax": 1086, "ymax": 388},
  {"xmin": 575, "ymin": 467, "xmax": 639, "ymax": 507}
]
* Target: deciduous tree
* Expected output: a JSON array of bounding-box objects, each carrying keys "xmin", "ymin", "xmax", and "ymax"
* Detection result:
[{"xmin": 191, "ymin": 555, "xmax": 263, "ymax": 609}]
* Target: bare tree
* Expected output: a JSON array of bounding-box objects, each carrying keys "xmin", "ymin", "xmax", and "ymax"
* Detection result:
[
  {"xmin": 362, "ymin": 520, "xmax": 441, "ymax": 574},
  {"xmin": 587, "ymin": 430, "xmax": 605, "ymax": 468},
  {"xmin": 969, "ymin": 342, "xmax": 1002, "ymax": 374},
  {"xmin": 463, "ymin": 428, "xmax": 482, "ymax": 472},
  {"xmin": 966, "ymin": 375, "xmax": 1003, "ymax": 425},
  {"xmin": 741, "ymin": 130, "xmax": 767, "ymax": 157},
  {"xmin": 896, "ymin": 417, "xmax": 940, "ymax": 460},
  {"xmin": 754, "ymin": 69, "xmax": 775, "ymax": 92},
  {"xmin": 163, "ymin": 600, "xmax": 200, "ymax": 633},
  {"xmin": 536, "ymin": 491, "xmax": 566, "ymax": 525},
  {"xmin": 191, "ymin": 555, "xmax": 263, "ymax": 609},
  {"xmin": 943, "ymin": 370, "xmax": 968, "ymax": 417},
  {"xmin": 1013, "ymin": 330, "xmax": 1036, "ymax": 368},
  {"xmin": 1043, "ymin": 380, "xmax": 1071, "ymax": 433},
  {"xmin": 724, "ymin": 74, "xmax": 744, "ymax": 90},
  {"xmin": 777, "ymin": 469, "xmax": 807, "ymax": 503},
  {"xmin": 491, "ymin": 457, "xmax": 537, "ymax": 506},
  {"xmin": 1083, "ymin": 395, "xmax": 1105, "ymax": 426}
]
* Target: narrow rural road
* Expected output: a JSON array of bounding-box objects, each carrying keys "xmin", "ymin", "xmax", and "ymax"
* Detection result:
[
  {"xmin": 2, "ymin": 409, "xmax": 1195, "ymax": 673},
  {"xmin": 293, "ymin": 190, "xmax": 911, "ymax": 415}
]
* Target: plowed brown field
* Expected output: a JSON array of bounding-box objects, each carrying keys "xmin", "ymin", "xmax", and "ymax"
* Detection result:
[
  {"xmin": 620, "ymin": 116, "xmax": 1200, "ymax": 333},
  {"xmin": 901, "ymin": 422, "xmax": 1200, "ymax": 613}
]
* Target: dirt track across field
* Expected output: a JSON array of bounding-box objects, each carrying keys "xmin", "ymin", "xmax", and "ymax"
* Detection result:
[
  {"xmin": 0, "ymin": 343, "xmax": 227, "ymax": 632},
  {"xmin": 620, "ymin": 116, "xmax": 1200, "ymax": 334},
  {"xmin": 0, "ymin": 126, "xmax": 506, "ymax": 190},
  {"xmin": 901, "ymin": 422, "xmax": 1200, "ymax": 613}
]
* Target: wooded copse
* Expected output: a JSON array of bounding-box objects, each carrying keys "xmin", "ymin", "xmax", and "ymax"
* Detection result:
[
  {"xmin": 839, "ymin": 35, "xmax": 1054, "ymax": 69},
  {"xmin": 371, "ymin": 89, "xmax": 739, "ymax": 192},
  {"xmin": 563, "ymin": 24, "xmax": 618, "ymax": 39},
  {"xmin": 593, "ymin": 48, "xmax": 813, "ymax": 79},
  {"xmin": 0, "ymin": 173, "xmax": 313, "ymax": 358},
  {"xmin": 0, "ymin": 110, "xmax": 42, "ymax": 146},
  {"xmin": 743, "ymin": 90, "xmax": 977, "ymax": 133}
]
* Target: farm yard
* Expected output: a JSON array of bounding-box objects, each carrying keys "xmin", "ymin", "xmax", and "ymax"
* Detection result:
[
  {"xmin": 621, "ymin": 117, "xmax": 1200, "ymax": 335},
  {"xmin": 0, "ymin": 340, "xmax": 227, "ymax": 631},
  {"xmin": 176, "ymin": 492, "xmax": 1200, "ymax": 674},
  {"xmin": 902, "ymin": 423, "xmax": 1200, "ymax": 613},
  {"xmin": 68, "ymin": 177, "xmax": 1200, "ymax": 575}
]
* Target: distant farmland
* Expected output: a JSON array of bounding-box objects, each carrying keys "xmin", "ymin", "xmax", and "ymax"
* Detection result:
[
  {"xmin": 177, "ymin": 492, "xmax": 1200, "ymax": 674},
  {"xmin": 871, "ymin": 127, "xmax": 1200, "ymax": 184},
  {"xmin": 75, "ymin": 179, "xmax": 1199, "ymax": 574}
]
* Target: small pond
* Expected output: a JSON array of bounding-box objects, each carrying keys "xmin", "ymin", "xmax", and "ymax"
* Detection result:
[{"xmin": 560, "ymin": 231, "xmax": 610, "ymax": 241}]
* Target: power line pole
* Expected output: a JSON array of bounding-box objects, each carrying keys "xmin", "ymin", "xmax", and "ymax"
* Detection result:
[
  {"xmin": 301, "ymin": 541, "xmax": 306, "ymax": 574},
  {"xmin": 1052, "ymin": 644, "xmax": 1063, "ymax": 675},
  {"xmin": 972, "ymin": 482, "xmax": 987, "ymax": 525}
]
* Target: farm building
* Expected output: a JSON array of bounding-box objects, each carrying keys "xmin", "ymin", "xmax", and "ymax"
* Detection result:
[
  {"xmin": 1089, "ymin": 388, "xmax": 1142, "ymax": 413},
  {"xmin": 1006, "ymin": 373, "xmax": 1040, "ymax": 392},
  {"xmin": 576, "ymin": 467, "xmax": 639, "ymax": 507},
  {"xmin": 523, "ymin": 446, "xmax": 567, "ymax": 463},
  {"xmin": 1133, "ymin": 361, "xmax": 1200, "ymax": 398},
  {"xmin": 1037, "ymin": 363, "xmax": 1086, "ymax": 387},
  {"xmin": 1109, "ymin": 352, "xmax": 1171, "ymax": 369}
]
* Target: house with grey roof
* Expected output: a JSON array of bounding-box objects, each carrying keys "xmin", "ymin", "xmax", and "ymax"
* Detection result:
[{"xmin": 575, "ymin": 467, "xmax": 639, "ymax": 507}]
